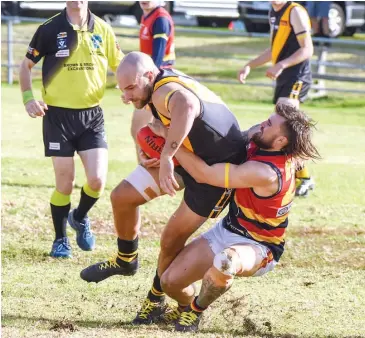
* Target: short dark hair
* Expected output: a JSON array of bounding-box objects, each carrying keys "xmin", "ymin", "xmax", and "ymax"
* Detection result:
[{"xmin": 276, "ymin": 103, "xmax": 321, "ymax": 161}]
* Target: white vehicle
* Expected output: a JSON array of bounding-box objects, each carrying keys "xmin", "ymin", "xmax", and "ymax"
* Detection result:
[{"xmin": 173, "ymin": 0, "xmax": 239, "ymax": 27}]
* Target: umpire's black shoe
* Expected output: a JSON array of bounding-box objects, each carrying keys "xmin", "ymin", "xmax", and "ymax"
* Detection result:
[{"xmin": 80, "ymin": 256, "xmax": 139, "ymax": 283}]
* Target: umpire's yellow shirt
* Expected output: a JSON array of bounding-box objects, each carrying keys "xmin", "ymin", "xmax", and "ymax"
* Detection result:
[{"xmin": 26, "ymin": 9, "xmax": 123, "ymax": 109}]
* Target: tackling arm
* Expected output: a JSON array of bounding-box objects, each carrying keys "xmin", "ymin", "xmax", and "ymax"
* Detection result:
[{"xmin": 174, "ymin": 147, "xmax": 275, "ymax": 189}]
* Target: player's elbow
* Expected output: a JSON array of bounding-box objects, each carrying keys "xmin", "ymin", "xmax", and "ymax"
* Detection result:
[
  {"xmin": 302, "ymin": 44, "xmax": 313, "ymax": 59},
  {"xmin": 192, "ymin": 168, "xmax": 207, "ymax": 184},
  {"xmin": 19, "ymin": 58, "xmax": 33, "ymax": 77}
]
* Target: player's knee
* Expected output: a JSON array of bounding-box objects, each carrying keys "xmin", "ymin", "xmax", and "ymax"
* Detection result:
[
  {"xmin": 131, "ymin": 111, "xmax": 144, "ymax": 140},
  {"xmin": 110, "ymin": 180, "xmax": 139, "ymax": 207},
  {"xmin": 57, "ymin": 184, "xmax": 73, "ymax": 196},
  {"xmin": 213, "ymin": 248, "xmax": 240, "ymax": 277},
  {"xmin": 130, "ymin": 122, "xmax": 138, "ymax": 141},
  {"xmin": 87, "ymin": 176, "xmax": 105, "ymax": 192},
  {"xmin": 160, "ymin": 230, "xmax": 188, "ymax": 255},
  {"xmin": 160, "ymin": 269, "xmax": 180, "ymax": 293},
  {"xmin": 55, "ymin": 177, "xmax": 74, "ymax": 195}
]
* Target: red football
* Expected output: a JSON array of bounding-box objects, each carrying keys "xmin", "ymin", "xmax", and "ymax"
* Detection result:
[{"xmin": 137, "ymin": 125, "xmax": 180, "ymax": 166}]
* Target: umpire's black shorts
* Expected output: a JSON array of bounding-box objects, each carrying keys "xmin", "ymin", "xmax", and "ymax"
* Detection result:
[
  {"xmin": 274, "ymin": 79, "xmax": 311, "ymax": 104},
  {"xmin": 43, "ymin": 105, "xmax": 107, "ymax": 157}
]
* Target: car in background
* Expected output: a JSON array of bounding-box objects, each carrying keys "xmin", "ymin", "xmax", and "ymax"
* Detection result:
[
  {"xmin": 173, "ymin": 0, "xmax": 239, "ymax": 27},
  {"xmin": 239, "ymin": 1, "xmax": 365, "ymax": 37},
  {"xmin": 1, "ymin": 1, "xmax": 144, "ymax": 23}
]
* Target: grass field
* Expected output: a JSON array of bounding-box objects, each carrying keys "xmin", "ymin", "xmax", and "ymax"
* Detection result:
[{"xmin": 1, "ymin": 78, "xmax": 365, "ymax": 338}]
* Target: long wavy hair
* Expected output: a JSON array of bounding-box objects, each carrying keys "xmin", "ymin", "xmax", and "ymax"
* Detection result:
[{"xmin": 276, "ymin": 103, "xmax": 321, "ymax": 161}]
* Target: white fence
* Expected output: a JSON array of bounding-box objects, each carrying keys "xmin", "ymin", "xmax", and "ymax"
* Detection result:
[{"xmin": 2, "ymin": 15, "xmax": 365, "ymax": 94}]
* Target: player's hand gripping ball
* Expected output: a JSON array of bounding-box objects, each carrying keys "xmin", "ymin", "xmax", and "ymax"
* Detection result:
[{"xmin": 137, "ymin": 125, "xmax": 180, "ymax": 166}]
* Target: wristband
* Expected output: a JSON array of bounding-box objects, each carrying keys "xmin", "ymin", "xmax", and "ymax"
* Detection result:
[
  {"xmin": 224, "ymin": 163, "xmax": 230, "ymax": 188},
  {"xmin": 22, "ymin": 90, "xmax": 34, "ymax": 105}
]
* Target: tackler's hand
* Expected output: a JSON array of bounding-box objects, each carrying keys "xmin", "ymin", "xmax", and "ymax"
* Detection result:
[{"xmin": 139, "ymin": 149, "xmax": 160, "ymax": 168}]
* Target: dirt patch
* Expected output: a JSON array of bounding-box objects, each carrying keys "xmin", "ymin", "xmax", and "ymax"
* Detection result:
[{"xmin": 50, "ymin": 320, "xmax": 77, "ymax": 332}]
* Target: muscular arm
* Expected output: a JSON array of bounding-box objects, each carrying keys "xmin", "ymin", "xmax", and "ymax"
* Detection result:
[
  {"xmin": 278, "ymin": 7, "xmax": 313, "ymax": 69},
  {"xmin": 174, "ymin": 146, "xmax": 276, "ymax": 189},
  {"xmin": 156, "ymin": 89, "xmax": 200, "ymax": 159},
  {"xmin": 152, "ymin": 86, "xmax": 200, "ymax": 195}
]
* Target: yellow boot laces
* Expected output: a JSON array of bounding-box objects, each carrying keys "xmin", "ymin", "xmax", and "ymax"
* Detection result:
[
  {"xmin": 161, "ymin": 305, "xmax": 181, "ymax": 323},
  {"xmin": 138, "ymin": 299, "xmax": 161, "ymax": 320},
  {"xmin": 178, "ymin": 311, "xmax": 199, "ymax": 326},
  {"xmin": 98, "ymin": 256, "xmax": 120, "ymax": 270}
]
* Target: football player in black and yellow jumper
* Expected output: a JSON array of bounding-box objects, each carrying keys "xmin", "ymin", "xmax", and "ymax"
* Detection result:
[
  {"xmin": 19, "ymin": 1, "xmax": 123, "ymax": 258},
  {"xmin": 238, "ymin": 1, "xmax": 315, "ymax": 197},
  {"xmin": 80, "ymin": 52, "xmax": 246, "ymax": 324}
]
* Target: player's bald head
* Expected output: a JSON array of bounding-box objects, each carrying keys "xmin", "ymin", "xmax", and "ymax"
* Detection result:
[
  {"xmin": 117, "ymin": 52, "xmax": 157, "ymax": 81},
  {"xmin": 117, "ymin": 52, "xmax": 159, "ymax": 109}
]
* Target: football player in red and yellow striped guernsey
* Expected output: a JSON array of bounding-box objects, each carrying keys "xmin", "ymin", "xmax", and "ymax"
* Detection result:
[{"xmin": 153, "ymin": 103, "xmax": 321, "ymax": 332}]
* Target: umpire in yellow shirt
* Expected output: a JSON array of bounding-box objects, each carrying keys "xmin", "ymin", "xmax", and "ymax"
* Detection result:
[{"xmin": 19, "ymin": 1, "xmax": 123, "ymax": 258}]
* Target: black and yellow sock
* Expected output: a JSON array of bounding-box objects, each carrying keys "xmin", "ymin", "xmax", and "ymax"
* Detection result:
[
  {"xmin": 295, "ymin": 166, "xmax": 311, "ymax": 179},
  {"xmin": 191, "ymin": 296, "xmax": 207, "ymax": 313},
  {"xmin": 116, "ymin": 237, "xmax": 138, "ymax": 263},
  {"xmin": 147, "ymin": 270, "xmax": 165, "ymax": 303},
  {"xmin": 50, "ymin": 190, "xmax": 71, "ymax": 240},
  {"xmin": 74, "ymin": 183, "xmax": 102, "ymax": 222}
]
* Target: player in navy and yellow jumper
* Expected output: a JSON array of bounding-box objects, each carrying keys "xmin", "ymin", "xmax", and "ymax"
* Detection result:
[
  {"xmin": 238, "ymin": 1, "xmax": 315, "ymax": 197},
  {"xmin": 19, "ymin": 1, "xmax": 123, "ymax": 258},
  {"xmin": 80, "ymin": 52, "xmax": 246, "ymax": 324},
  {"xmin": 131, "ymin": 1, "xmax": 176, "ymax": 161}
]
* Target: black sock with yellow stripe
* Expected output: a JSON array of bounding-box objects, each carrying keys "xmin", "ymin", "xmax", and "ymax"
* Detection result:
[
  {"xmin": 50, "ymin": 190, "xmax": 71, "ymax": 240},
  {"xmin": 74, "ymin": 183, "xmax": 102, "ymax": 222},
  {"xmin": 116, "ymin": 237, "xmax": 138, "ymax": 264},
  {"xmin": 191, "ymin": 296, "xmax": 207, "ymax": 313},
  {"xmin": 147, "ymin": 271, "xmax": 165, "ymax": 303}
]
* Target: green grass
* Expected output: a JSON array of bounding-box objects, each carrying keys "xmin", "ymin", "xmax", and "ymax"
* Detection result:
[{"xmin": 2, "ymin": 83, "xmax": 365, "ymax": 338}]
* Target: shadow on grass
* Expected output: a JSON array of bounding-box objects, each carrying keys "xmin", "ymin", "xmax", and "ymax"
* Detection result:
[
  {"xmin": 1, "ymin": 314, "xmax": 173, "ymax": 333},
  {"xmin": 3, "ymin": 314, "xmax": 362, "ymax": 337},
  {"xmin": 1, "ymin": 182, "xmax": 83, "ymax": 190}
]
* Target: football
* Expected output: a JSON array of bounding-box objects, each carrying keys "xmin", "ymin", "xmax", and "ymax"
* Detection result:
[{"xmin": 136, "ymin": 125, "xmax": 180, "ymax": 166}]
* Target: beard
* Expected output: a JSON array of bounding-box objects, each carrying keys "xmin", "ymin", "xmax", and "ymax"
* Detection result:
[
  {"xmin": 251, "ymin": 131, "xmax": 275, "ymax": 150},
  {"xmin": 133, "ymin": 84, "xmax": 153, "ymax": 109}
]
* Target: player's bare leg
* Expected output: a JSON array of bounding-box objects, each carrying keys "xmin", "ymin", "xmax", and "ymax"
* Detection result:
[
  {"xmin": 133, "ymin": 201, "xmax": 207, "ymax": 325},
  {"xmin": 175, "ymin": 244, "xmax": 267, "ymax": 332},
  {"xmin": 80, "ymin": 165, "xmax": 183, "ymax": 283}
]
